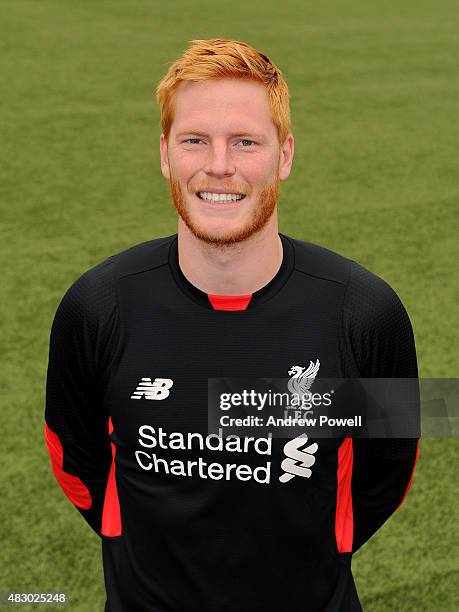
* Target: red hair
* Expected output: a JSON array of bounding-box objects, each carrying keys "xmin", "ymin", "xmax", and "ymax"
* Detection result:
[{"xmin": 156, "ymin": 38, "xmax": 292, "ymax": 145}]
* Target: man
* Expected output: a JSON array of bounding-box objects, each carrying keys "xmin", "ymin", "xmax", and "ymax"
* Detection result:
[{"xmin": 44, "ymin": 38, "xmax": 420, "ymax": 611}]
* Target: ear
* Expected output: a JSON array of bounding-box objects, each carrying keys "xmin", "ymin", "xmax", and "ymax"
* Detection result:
[
  {"xmin": 278, "ymin": 133, "xmax": 294, "ymax": 181},
  {"xmin": 159, "ymin": 133, "xmax": 171, "ymax": 180}
]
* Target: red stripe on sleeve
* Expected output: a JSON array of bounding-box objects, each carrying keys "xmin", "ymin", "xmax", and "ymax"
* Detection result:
[
  {"xmin": 208, "ymin": 294, "xmax": 252, "ymax": 310},
  {"xmin": 101, "ymin": 416, "xmax": 122, "ymax": 536},
  {"xmin": 335, "ymin": 437, "xmax": 354, "ymax": 553},
  {"xmin": 44, "ymin": 423, "xmax": 92, "ymax": 510},
  {"xmin": 397, "ymin": 438, "xmax": 420, "ymax": 510}
]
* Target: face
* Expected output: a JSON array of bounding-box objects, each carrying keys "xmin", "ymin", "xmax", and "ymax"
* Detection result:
[{"xmin": 159, "ymin": 78, "xmax": 294, "ymax": 246}]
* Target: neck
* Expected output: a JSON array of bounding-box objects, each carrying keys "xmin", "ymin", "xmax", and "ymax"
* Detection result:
[{"xmin": 177, "ymin": 216, "xmax": 283, "ymax": 295}]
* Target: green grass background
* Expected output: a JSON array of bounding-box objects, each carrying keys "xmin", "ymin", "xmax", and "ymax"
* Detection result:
[{"xmin": 1, "ymin": 0, "xmax": 458, "ymax": 610}]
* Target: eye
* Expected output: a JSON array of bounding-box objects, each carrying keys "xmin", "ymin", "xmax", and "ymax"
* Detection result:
[
  {"xmin": 184, "ymin": 138, "xmax": 203, "ymax": 145},
  {"xmin": 238, "ymin": 139, "xmax": 256, "ymax": 147}
]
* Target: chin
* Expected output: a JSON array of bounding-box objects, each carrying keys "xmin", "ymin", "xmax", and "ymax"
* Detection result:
[
  {"xmin": 188, "ymin": 219, "xmax": 251, "ymax": 246},
  {"xmin": 187, "ymin": 212, "xmax": 273, "ymax": 246}
]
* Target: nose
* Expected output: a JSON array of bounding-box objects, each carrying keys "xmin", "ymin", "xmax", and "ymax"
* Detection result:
[{"xmin": 203, "ymin": 141, "xmax": 236, "ymax": 178}]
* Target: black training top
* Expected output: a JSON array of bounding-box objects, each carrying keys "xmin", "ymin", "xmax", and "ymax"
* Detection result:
[{"xmin": 44, "ymin": 233, "xmax": 419, "ymax": 612}]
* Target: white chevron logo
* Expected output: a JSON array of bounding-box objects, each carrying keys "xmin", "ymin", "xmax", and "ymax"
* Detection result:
[{"xmin": 131, "ymin": 378, "xmax": 174, "ymax": 400}]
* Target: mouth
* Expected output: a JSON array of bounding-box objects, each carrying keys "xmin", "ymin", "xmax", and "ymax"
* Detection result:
[{"xmin": 195, "ymin": 191, "xmax": 247, "ymax": 203}]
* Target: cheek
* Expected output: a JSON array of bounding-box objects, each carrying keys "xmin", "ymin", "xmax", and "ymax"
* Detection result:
[
  {"xmin": 174, "ymin": 159, "xmax": 202, "ymax": 186},
  {"xmin": 244, "ymin": 154, "xmax": 279, "ymax": 181}
]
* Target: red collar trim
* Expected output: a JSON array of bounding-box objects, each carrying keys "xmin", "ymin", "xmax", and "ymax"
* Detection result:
[{"xmin": 207, "ymin": 294, "xmax": 252, "ymax": 311}]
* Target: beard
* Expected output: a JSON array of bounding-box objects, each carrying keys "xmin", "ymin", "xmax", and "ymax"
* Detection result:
[{"xmin": 168, "ymin": 173, "xmax": 280, "ymax": 247}]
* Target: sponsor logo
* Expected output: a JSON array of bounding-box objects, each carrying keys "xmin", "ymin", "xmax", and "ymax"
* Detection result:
[
  {"xmin": 130, "ymin": 378, "xmax": 174, "ymax": 400},
  {"xmin": 279, "ymin": 433, "xmax": 318, "ymax": 482},
  {"xmin": 134, "ymin": 427, "xmax": 317, "ymax": 485}
]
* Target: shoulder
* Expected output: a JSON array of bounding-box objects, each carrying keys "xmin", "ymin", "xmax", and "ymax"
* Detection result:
[
  {"xmin": 344, "ymin": 260, "xmax": 410, "ymax": 331},
  {"xmin": 55, "ymin": 234, "xmax": 176, "ymax": 325},
  {"xmin": 78, "ymin": 233, "xmax": 175, "ymax": 288},
  {"xmin": 285, "ymin": 233, "xmax": 406, "ymax": 314},
  {"xmin": 286, "ymin": 234, "xmax": 353, "ymax": 286}
]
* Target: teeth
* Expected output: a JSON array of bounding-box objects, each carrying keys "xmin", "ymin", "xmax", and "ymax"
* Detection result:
[{"xmin": 198, "ymin": 192, "xmax": 244, "ymax": 202}]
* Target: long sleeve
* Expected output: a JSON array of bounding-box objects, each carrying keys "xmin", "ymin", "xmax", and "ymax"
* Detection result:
[
  {"xmin": 44, "ymin": 258, "xmax": 118, "ymax": 536},
  {"xmin": 342, "ymin": 261, "xmax": 420, "ymax": 553}
]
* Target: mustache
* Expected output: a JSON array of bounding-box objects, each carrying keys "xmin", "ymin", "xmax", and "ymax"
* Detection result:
[{"xmin": 188, "ymin": 182, "xmax": 252, "ymax": 196}]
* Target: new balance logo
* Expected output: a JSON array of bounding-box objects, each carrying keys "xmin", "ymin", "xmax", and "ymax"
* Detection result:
[
  {"xmin": 279, "ymin": 433, "xmax": 318, "ymax": 482},
  {"xmin": 131, "ymin": 378, "xmax": 174, "ymax": 400}
]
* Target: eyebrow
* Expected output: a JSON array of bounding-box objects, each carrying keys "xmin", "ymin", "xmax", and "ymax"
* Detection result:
[{"xmin": 175, "ymin": 130, "xmax": 264, "ymax": 140}]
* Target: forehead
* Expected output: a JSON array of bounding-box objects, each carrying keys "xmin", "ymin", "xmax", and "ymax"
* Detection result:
[{"xmin": 171, "ymin": 78, "xmax": 277, "ymax": 137}]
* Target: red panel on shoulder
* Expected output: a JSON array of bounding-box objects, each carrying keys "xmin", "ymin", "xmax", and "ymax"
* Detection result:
[
  {"xmin": 101, "ymin": 417, "xmax": 122, "ymax": 536},
  {"xmin": 44, "ymin": 423, "xmax": 92, "ymax": 510},
  {"xmin": 335, "ymin": 437, "xmax": 354, "ymax": 553}
]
